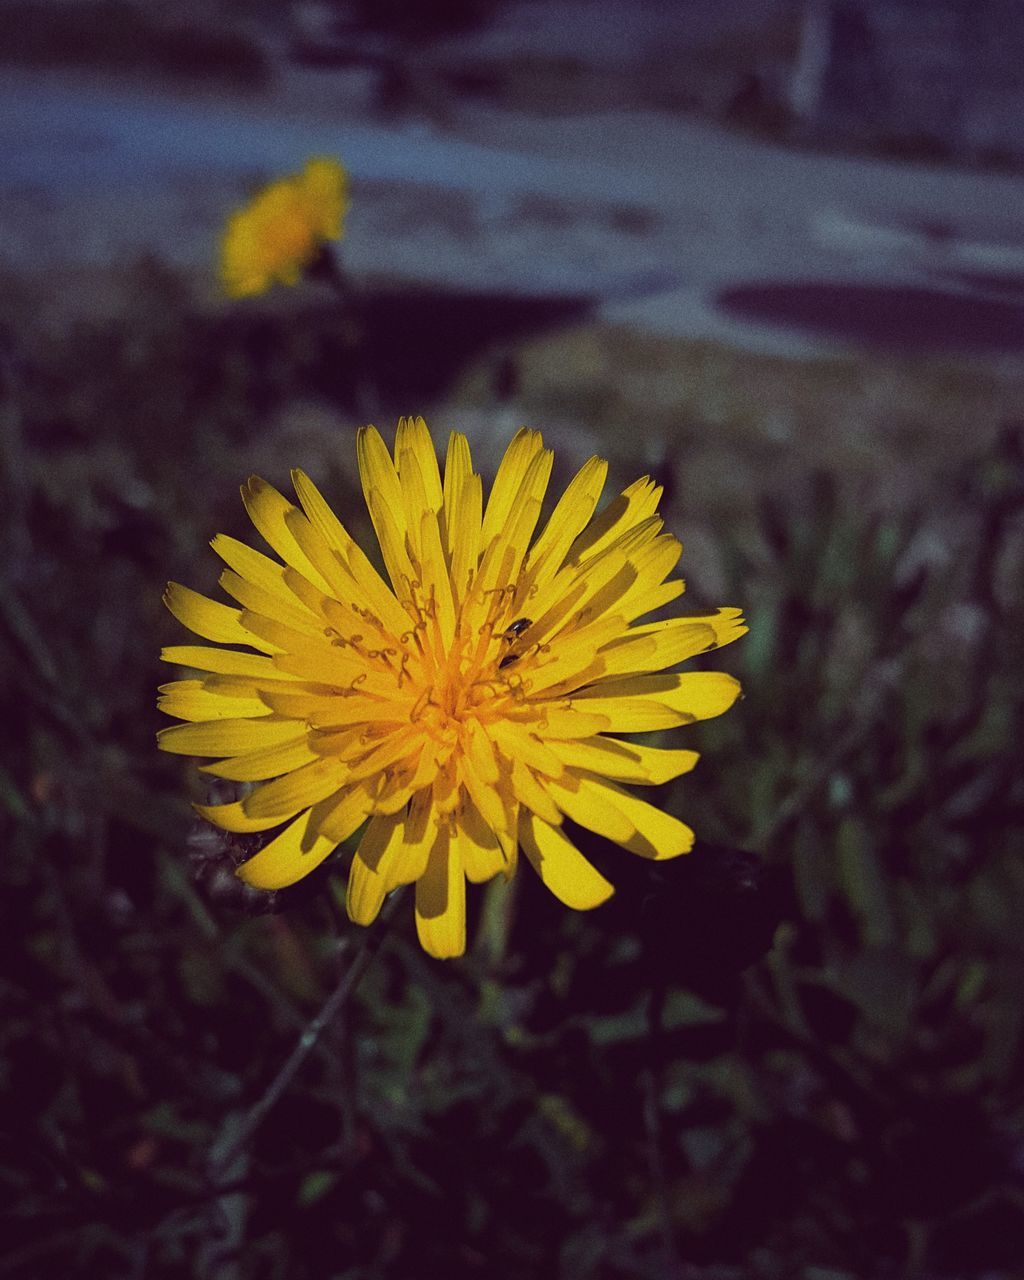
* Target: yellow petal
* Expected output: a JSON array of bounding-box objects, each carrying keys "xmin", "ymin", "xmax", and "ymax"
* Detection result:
[
  {"xmin": 157, "ymin": 717, "xmax": 299, "ymax": 757},
  {"xmin": 580, "ymin": 534, "xmax": 679, "ymax": 632},
  {"xmin": 572, "ymin": 671, "xmax": 742, "ymax": 729},
  {"xmin": 266, "ymin": 635, "xmax": 391, "ymax": 691},
  {"xmin": 460, "ymin": 750, "xmax": 506, "ymax": 834},
  {"xmin": 367, "ymin": 488, "xmax": 416, "ymax": 599},
  {"xmin": 465, "ymin": 720, "xmax": 500, "ymax": 784},
  {"xmin": 164, "ymin": 582, "xmax": 275, "ymax": 652},
  {"xmin": 519, "ymin": 810, "xmax": 614, "ymax": 909},
  {"xmin": 457, "ymin": 798, "xmax": 508, "ymax": 883},
  {"xmin": 160, "ymin": 645, "xmax": 285, "ymax": 679},
  {"xmin": 388, "ymin": 794, "xmax": 440, "ymax": 886},
  {"xmin": 396, "ymin": 415, "xmax": 443, "ymax": 512},
  {"xmin": 242, "ymin": 757, "xmax": 349, "ymax": 819},
  {"xmin": 395, "ymin": 443, "xmax": 432, "ymax": 563},
  {"xmin": 357, "ymin": 427, "xmax": 412, "ymax": 587},
  {"xmin": 211, "ymin": 533, "xmax": 295, "ymax": 605},
  {"xmin": 415, "ymin": 827, "xmax": 466, "ymax": 959},
  {"xmin": 619, "ymin": 577, "xmax": 686, "ymax": 624},
  {"xmin": 201, "ymin": 734, "xmax": 320, "ymax": 782},
  {"xmin": 218, "ymin": 569, "xmax": 324, "ymax": 634},
  {"xmin": 157, "ymin": 682, "xmax": 272, "ymax": 722},
  {"xmin": 489, "ymin": 721, "xmax": 565, "ymax": 778},
  {"xmin": 298, "ymin": 156, "xmax": 348, "ymax": 238},
  {"xmin": 236, "ymin": 803, "xmax": 340, "ymax": 890},
  {"xmin": 195, "ymin": 800, "xmax": 290, "ymax": 833},
  {"xmin": 356, "ymin": 425, "xmax": 405, "ymax": 520},
  {"xmin": 508, "ymin": 757, "xmax": 562, "ymax": 826},
  {"xmin": 547, "ymin": 775, "xmax": 634, "ymax": 844},
  {"xmin": 527, "ymin": 544, "xmax": 623, "ymax": 640},
  {"xmin": 417, "ymin": 506, "xmax": 457, "ymax": 649},
  {"xmin": 549, "ymin": 737, "xmax": 699, "ymax": 785},
  {"xmin": 632, "ymin": 607, "xmax": 747, "ymax": 650},
  {"xmin": 347, "ymin": 794, "xmax": 438, "ymax": 922},
  {"xmin": 346, "ymin": 812, "xmax": 404, "ymax": 925},
  {"xmin": 291, "ymin": 468, "xmax": 356, "ymax": 558},
  {"xmin": 568, "ymin": 475, "xmax": 663, "ymax": 566},
  {"xmin": 585, "ymin": 776, "xmax": 695, "ymax": 859},
  {"xmin": 482, "ymin": 446, "xmax": 552, "ymax": 591},
  {"xmin": 553, "ymin": 775, "xmax": 694, "ymax": 859},
  {"xmin": 524, "ymin": 454, "xmax": 607, "ymax": 585},
  {"xmin": 448, "ymin": 471, "xmax": 483, "ymax": 606},
  {"xmin": 569, "ymin": 699, "xmax": 682, "ymax": 732},
  {"xmin": 596, "ymin": 622, "xmax": 716, "ymax": 678},
  {"xmin": 317, "ymin": 785, "xmax": 374, "ymax": 842},
  {"xmin": 265, "ymin": 691, "xmax": 407, "ymax": 731},
  {"xmin": 616, "ymin": 538, "xmax": 685, "ymax": 622},
  {"xmin": 234, "ymin": 611, "xmax": 333, "ymax": 663},
  {"xmin": 521, "ymin": 614, "xmax": 630, "ymax": 695},
  {"xmin": 481, "ymin": 428, "xmax": 544, "ymax": 545},
  {"xmin": 519, "ymin": 707, "xmax": 612, "ymax": 739},
  {"xmin": 373, "ymin": 747, "xmax": 436, "ymax": 816},
  {"xmin": 342, "ymin": 727, "xmax": 422, "ymax": 786},
  {"xmin": 241, "ymin": 477, "xmax": 331, "ymax": 592},
  {"xmin": 442, "ymin": 431, "xmax": 473, "ymax": 559},
  {"xmin": 343, "ymin": 534, "xmax": 420, "ymax": 640}
]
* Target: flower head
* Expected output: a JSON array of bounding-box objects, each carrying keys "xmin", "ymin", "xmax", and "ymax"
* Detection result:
[
  {"xmin": 159, "ymin": 420, "xmax": 745, "ymax": 957},
  {"xmin": 220, "ymin": 156, "xmax": 348, "ymax": 299}
]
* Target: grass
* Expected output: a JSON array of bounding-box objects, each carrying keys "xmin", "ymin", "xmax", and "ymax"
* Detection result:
[
  {"xmin": 506, "ymin": 325, "xmax": 1024, "ymax": 487},
  {"xmin": 2, "ymin": 261, "xmax": 1023, "ymax": 1278}
]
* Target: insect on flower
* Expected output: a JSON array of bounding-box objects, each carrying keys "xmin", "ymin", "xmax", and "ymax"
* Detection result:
[
  {"xmin": 498, "ymin": 617, "xmax": 533, "ymax": 669},
  {"xmin": 158, "ymin": 419, "xmax": 746, "ymax": 958}
]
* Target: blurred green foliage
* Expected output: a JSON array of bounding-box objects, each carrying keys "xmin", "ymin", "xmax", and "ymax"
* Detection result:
[{"xmin": 1, "ymin": 263, "xmax": 1023, "ymax": 1278}]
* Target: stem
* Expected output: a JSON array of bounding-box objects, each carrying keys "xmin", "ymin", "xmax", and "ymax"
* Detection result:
[
  {"xmin": 643, "ymin": 983, "xmax": 683, "ymax": 1276},
  {"xmin": 208, "ymin": 891, "xmax": 401, "ymax": 1183},
  {"xmin": 306, "ymin": 244, "xmax": 379, "ymax": 420}
]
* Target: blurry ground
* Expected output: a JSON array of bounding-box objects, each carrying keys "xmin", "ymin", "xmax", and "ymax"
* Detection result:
[
  {"xmin": 4, "ymin": 1, "xmax": 1024, "ymax": 471},
  {"xmin": 2, "ymin": 4, "xmax": 1024, "ymax": 1279}
]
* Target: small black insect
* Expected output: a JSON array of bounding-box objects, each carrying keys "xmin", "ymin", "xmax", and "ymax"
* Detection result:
[{"xmin": 499, "ymin": 617, "xmax": 533, "ymax": 669}]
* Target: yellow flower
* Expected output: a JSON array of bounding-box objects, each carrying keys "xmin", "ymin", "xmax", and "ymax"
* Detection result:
[
  {"xmin": 158, "ymin": 420, "xmax": 746, "ymax": 958},
  {"xmin": 220, "ymin": 157, "xmax": 348, "ymax": 298}
]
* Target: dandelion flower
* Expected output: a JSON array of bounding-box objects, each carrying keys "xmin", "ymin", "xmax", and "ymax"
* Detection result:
[
  {"xmin": 158, "ymin": 420, "xmax": 746, "ymax": 958},
  {"xmin": 220, "ymin": 156, "xmax": 348, "ymax": 299}
]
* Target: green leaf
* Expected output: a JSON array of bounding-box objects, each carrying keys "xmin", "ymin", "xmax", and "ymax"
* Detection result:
[
  {"xmin": 298, "ymin": 1169, "xmax": 337, "ymax": 1207},
  {"xmin": 793, "ymin": 823, "xmax": 829, "ymax": 921},
  {"xmin": 837, "ymin": 817, "xmax": 893, "ymax": 948},
  {"xmin": 662, "ymin": 989, "xmax": 726, "ymax": 1028}
]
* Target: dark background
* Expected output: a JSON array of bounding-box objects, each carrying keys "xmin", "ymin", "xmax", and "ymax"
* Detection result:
[{"xmin": 2, "ymin": 2, "xmax": 1023, "ymax": 1277}]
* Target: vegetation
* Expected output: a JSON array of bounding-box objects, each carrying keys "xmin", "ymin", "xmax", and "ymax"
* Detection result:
[{"xmin": 2, "ymin": 263, "xmax": 1022, "ymax": 1277}]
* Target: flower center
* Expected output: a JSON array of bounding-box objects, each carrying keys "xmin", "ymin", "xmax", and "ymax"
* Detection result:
[{"xmin": 408, "ymin": 626, "xmax": 517, "ymax": 743}]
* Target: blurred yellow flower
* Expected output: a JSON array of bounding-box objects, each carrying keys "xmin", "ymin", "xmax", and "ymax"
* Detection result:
[
  {"xmin": 220, "ymin": 156, "xmax": 348, "ymax": 298},
  {"xmin": 158, "ymin": 420, "xmax": 746, "ymax": 958}
]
